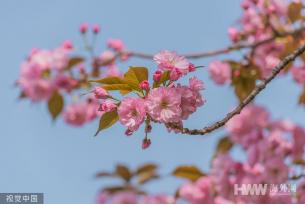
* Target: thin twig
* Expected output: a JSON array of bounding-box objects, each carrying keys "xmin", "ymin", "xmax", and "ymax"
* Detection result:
[
  {"xmin": 121, "ymin": 27, "xmax": 305, "ymax": 60},
  {"xmin": 168, "ymin": 42, "xmax": 305, "ymax": 135}
]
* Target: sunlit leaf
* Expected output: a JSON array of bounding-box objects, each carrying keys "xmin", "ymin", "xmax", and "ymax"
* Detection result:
[
  {"xmin": 215, "ymin": 136, "xmax": 233, "ymax": 155},
  {"xmin": 137, "ymin": 171, "xmax": 159, "ymax": 184},
  {"xmin": 116, "ymin": 164, "xmax": 132, "ymax": 182},
  {"xmin": 288, "ymin": 2, "xmax": 303, "ymax": 23},
  {"xmin": 48, "ymin": 91, "xmax": 64, "ymax": 120},
  {"xmin": 90, "ymin": 76, "xmax": 126, "ymax": 84},
  {"xmin": 172, "ymin": 165, "xmax": 204, "ymax": 181},
  {"xmin": 231, "ymin": 63, "xmax": 259, "ymax": 102},
  {"xmin": 136, "ymin": 164, "xmax": 158, "ymax": 175},
  {"xmin": 124, "ymin": 67, "xmax": 148, "ymax": 91},
  {"xmin": 95, "ymin": 110, "xmax": 119, "ymax": 136}
]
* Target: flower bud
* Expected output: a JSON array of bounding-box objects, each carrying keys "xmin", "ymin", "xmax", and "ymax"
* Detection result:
[
  {"xmin": 79, "ymin": 23, "xmax": 89, "ymax": 34},
  {"xmin": 188, "ymin": 63, "xmax": 196, "ymax": 72},
  {"xmin": 142, "ymin": 138, "xmax": 151, "ymax": 149},
  {"xmin": 62, "ymin": 40, "xmax": 73, "ymax": 49},
  {"xmin": 153, "ymin": 70, "xmax": 162, "ymax": 82},
  {"xmin": 94, "ymin": 87, "xmax": 108, "ymax": 99},
  {"xmin": 125, "ymin": 129, "xmax": 133, "ymax": 136},
  {"xmin": 92, "ymin": 24, "xmax": 100, "ymax": 34},
  {"xmin": 139, "ymin": 80, "xmax": 150, "ymax": 91}
]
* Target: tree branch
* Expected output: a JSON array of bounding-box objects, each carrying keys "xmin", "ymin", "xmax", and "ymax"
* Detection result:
[
  {"xmin": 168, "ymin": 42, "xmax": 305, "ymax": 135},
  {"xmin": 121, "ymin": 27, "xmax": 305, "ymax": 60}
]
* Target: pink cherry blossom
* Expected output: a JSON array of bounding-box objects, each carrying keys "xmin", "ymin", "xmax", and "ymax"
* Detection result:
[
  {"xmin": 154, "ymin": 50, "xmax": 190, "ymax": 74},
  {"xmin": 20, "ymin": 79, "xmax": 54, "ymax": 102},
  {"xmin": 94, "ymin": 87, "xmax": 109, "ymax": 99},
  {"xmin": 53, "ymin": 75, "xmax": 78, "ymax": 92},
  {"xmin": 98, "ymin": 100, "xmax": 117, "ymax": 112},
  {"xmin": 139, "ymin": 80, "xmax": 150, "ymax": 90},
  {"xmin": 140, "ymin": 195, "xmax": 175, "ymax": 204},
  {"xmin": 189, "ymin": 77, "xmax": 204, "ymax": 91},
  {"xmin": 228, "ymin": 27, "xmax": 239, "ymax": 43},
  {"xmin": 208, "ymin": 61, "xmax": 231, "ymax": 85},
  {"xmin": 107, "ymin": 39, "xmax": 125, "ymax": 52},
  {"xmin": 118, "ymin": 97, "xmax": 146, "ymax": 131},
  {"xmin": 112, "ymin": 192, "xmax": 138, "ymax": 204},
  {"xmin": 145, "ymin": 87, "xmax": 181, "ymax": 123}
]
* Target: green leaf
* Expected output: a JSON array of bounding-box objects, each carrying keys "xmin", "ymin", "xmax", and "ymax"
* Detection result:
[
  {"xmin": 215, "ymin": 136, "xmax": 233, "ymax": 155},
  {"xmin": 124, "ymin": 67, "xmax": 148, "ymax": 91},
  {"xmin": 65, "ymin": 57, "xmax": 84, "ymax": 70},
  {"xmin": 231, "ymin": 63, "xmax": 259, "ymax": 102},
  {"xmin": 136, "ymin": 164, "xmax": 158, "ymax": 175},
  {"xmin": 90, "ymin": 76, "xmax": 126, "ymax": 84},
  {"xmin": 116, "ymin": 164, "xmax": 132, "ymax": 182},
  {"xmin": 136, "ymin": 164, "xmax": 159, "ymax": 185},
  {"xmin": 103, "ymin": 84, "xmax": 132, "ymax": 91},
  {"xmin": 288, "ymin": 2, "xmax": 303, "ymax": 23},
  {"xmin": 48, "ymin": 91, "xmax": 64, "ymax": 120},
  {"xmin": 95, "ymin": 110, "xmax": 119, "ymax": 136},
  {"xmin": 172, "ymin": 165, "xmax": 204, "ymax": 181},
  {"xmin": 153, "ymin": 71, "xmax": 170, "ymax": 88}
]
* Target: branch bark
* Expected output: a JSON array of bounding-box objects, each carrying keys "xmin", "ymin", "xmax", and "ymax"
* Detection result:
[{"xmin": 169, "ymin": 42, "xmax": 305, "ymax": 135}]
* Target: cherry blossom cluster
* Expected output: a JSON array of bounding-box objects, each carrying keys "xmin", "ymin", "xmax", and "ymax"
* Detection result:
[
  {"xmin": 179, "ymin": 105, "xmax": 305, "ymax": 204},
  {"xmin": 207, "ymin": 0, "xmax": 305, "ymax": 90},
  {"xmin": 17, "ymin": 24, "xmax": 131, "ymax": 126},
  {"xmin": 93, "ymin": 50, "xmax": 205, "ymax": 148}
]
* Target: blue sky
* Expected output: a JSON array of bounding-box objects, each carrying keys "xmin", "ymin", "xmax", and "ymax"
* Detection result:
[{"xmin": 1, "ymin": 0, "xmax": 305, "ymax": 204}]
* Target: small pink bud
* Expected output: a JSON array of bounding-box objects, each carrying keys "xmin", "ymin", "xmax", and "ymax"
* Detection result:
[
  {"xmin": 94, "ymin": 87, "xmax": 108, "ymax": 99},
  {"xmin": 234, "ymin": 70, "xmax": 241, "ymax": 77},
  {"xmin": 125, "ymin": 129, "xmax": 133, "ymax": 136},
  {"xmin": 92, "ymin": 24, "xmax": 100, "ymax": 34},
  {"xmin": 153, "ymin": 70, "xmax": 162, "ymax": 82},
  {"xmin": 142, "ymin": 138, "xmax": 151, "ymax": 149},
  {"xmin": 62, "ymin": 40, "xmax": 73, "ymax": 49},
  {"xmin": 228, "ymin": 27, "xmax": 239, "ymax": 43},
  {"xmin": 188, "ymin": 63, "xmax": 196, "ymax": 72},
  {"xmin": 107, "ymin": 39, "xmax": 124, "ymax": 52},
  {"xmin": 139, "ymin": 80, "xmax": 150, "ymax": 91},
  {"xmin": 79, "ymin": 23, "xmax": 89, "ymax": 33},
  {"xmin": 268, "ymin": 5, "xmax": 276, "ymax": 14}
]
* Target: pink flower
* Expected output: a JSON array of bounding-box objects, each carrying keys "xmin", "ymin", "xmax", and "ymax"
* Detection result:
[
  {"xmin": 98, "ymin": 100, "xmax": 117, "ymax": 112},
  {"xmin": 54, "ymin": 75, "xmax": 78, "ymax": 92},
  {"xmin": 20, "ymin": 79, "xmax": 54, "ymax": 102},
  {"xmin": 96, "ymin": 192, "xmax": 108, "ymax": 204},
  {"xmin": 62, "ymin": 40, "xmax": 73, "ymax": 49},
  {"xmin": 64, "ymin": 99, "xmax": 99, "ymax": 126},
  {"xmin": 228, "ymin": 27, "xmax": 239, "ymax": 43},
  {"xmin": 154, "ymin": 50, "xmax": 190, "ymax": 74},
  {"xmin": 94, "ymin": 87, "xmax": 109, "ymax": 99},
  {"xmin": 145, "ymin": 87, "xmax": 181, "ymax": 123},
  {"xmin": 292, "ymin": 126, "xmax": 305, "ymax": 161},
  {"xmin": 64, "ymin": 103, "xmax": 88, "ymax": 126},
  {"xmin": 180, "ymin": 177, "xmax": 214, "ymax": 204},
  {"xmin": 99, "ymin": 51, "xmax": 115, "ymax": 65},
  {"xmin": 106, "ymin": 65, "xmax": 122, "ymax": 77},
  {"xmin": 226, "ymin": 105, "xmax": 269, "ymax": 148},
  {"xmin": 107, "ymin": 39, "xmax": 125, "ymax": 52},
  {"xmin": 140, "ymin": 195, "xmax": 175, "ymax": 204},
  {"xmin": 291, "ymin": 66, "xmax": 305, "ymax": 85},
  {"xmin": 139, "ymin": 80, "xmax": 150, "ymax": 90},
  {"xmin": 189, "ymin": 77, "xmax": 204, "ymax": 91},
  {"xmin": 175, "ymin": 85, "xmax": 204, "ymax": 120},
  {"xmin": 208, "ymin": 61, "xmax": 231, "ymax": 85},
  {"xmin": 169, "ymin": 68, "xmax": 183, "ymax": 81},
  {"xmin": 118, "ymin": 97, "xmax": 146, "ymax": 131},
  {"xmin": 112, "ymin": 192, "xmax": 137, "ymax": 204}
]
